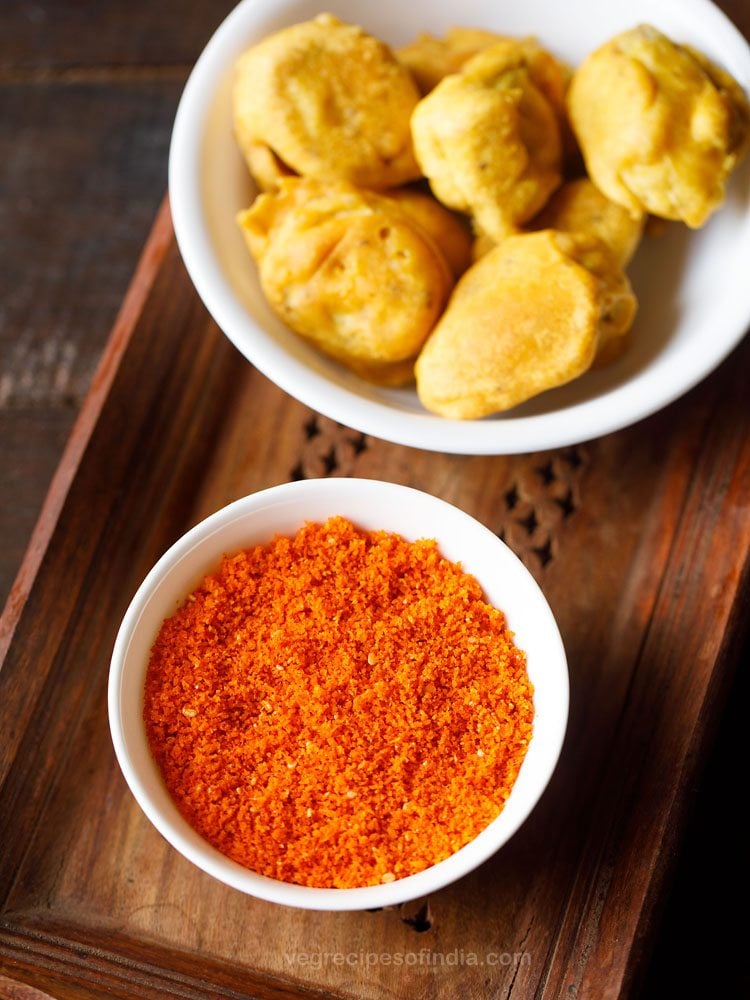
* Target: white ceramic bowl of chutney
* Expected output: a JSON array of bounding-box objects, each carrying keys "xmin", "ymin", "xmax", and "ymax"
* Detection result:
[{"xmin": 109, "ymin": 478, "xmax": 569, "ymax": 909}]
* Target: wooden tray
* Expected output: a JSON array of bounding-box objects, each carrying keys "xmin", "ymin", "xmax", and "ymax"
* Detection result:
[{"xmin": 1, "ymin": 199, "xmax": 749, "ymax": 1000}]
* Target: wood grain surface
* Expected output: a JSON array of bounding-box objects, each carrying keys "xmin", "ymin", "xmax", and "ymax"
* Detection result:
[
  {"xmin": 0, "ymin": 974, "xmax": 59, "ymax": 1000},
  {"xmin": 0, "ymin": 2, "xmax": 236, "ymax": 74},
  {"xmin": 0, "ymin": 3, "xmax": 749, "ymax": 998},
  {"xmin": 0, "ymin": 79, "xmax": 182, "ymax": 609}
]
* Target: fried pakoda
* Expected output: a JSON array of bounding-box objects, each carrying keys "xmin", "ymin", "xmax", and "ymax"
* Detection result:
[
  {"xmin": 233, "ymin": 13, "xmax": 422, "ymax": 191},
  {"xmin": 415, "ymin": 230, "xmax": 637, "ymax": 418},
  {"xmin": 397, "ymin": 27, "xmax": 510, "ymax": 94},
  {"xmin": 411, "ymin": 40, "xmax": 565, "ymax": 242},
  {"xmin": 238, "ymin": 179, "xmax": 454, "ymax": 386},
  {"xmin": 384, "ymin": 187, "xmax": 472, "ymax": 277},
  {"xmin": 531, "ymin": 177, "xmax": 645, "ymax": 267},
  {"xmin": 472, "ymin": 178, "xmax": 644, "ymax": 266},
  {"xmin": 567, "ymin": 25, "xmax": 750, "ymax": 228}
]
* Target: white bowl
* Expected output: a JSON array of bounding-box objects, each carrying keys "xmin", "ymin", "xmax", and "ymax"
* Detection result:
[
  {"xmin": 168, "ymin": 0, "xmax": 750, "ymax": 455},
  {"xmin": 108, "ymin": 479, "xmax": 568, "ymax": 910}
]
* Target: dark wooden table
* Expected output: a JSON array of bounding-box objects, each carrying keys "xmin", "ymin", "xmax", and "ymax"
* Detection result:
[{"xmin": 0, "ymin": 3, "xmax": 748, "ymax": 997}]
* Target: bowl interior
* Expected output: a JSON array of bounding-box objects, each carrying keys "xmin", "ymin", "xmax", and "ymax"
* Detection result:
[
  {"xmin": 170, "ymin": 0, "xmax": 750, "ymax": 454},
  {"xmin": 109, "ymin": 479, "xmax": 568, "ymax": 909}
]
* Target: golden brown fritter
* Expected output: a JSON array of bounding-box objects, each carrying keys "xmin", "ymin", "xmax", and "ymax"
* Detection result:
[
  {"xmin": 411, "ymin": 40, "xmax": 564, "ymax": 242},
  {"xmin": 397, "ymin": 27, "xmax": 511, "ymax": 94},
  {"xmin": 415, "ymin": 230, "xmax": 637, "ymax": 418},
  {"xmin": 567, "ymin": 25, "xmax": 750, "ymax": 227},
  {"xmin": 531, "ymin": 177, "xmax": 645, "ymax": 267},
  {"xmin": 233, "ymin": 13, "xmax": 422, "ymax": 190},
  {"xmin": 238, "ymin": 179, "xmax": 454, "ymax": 385},
  {"xmin": 384, "ymin": 187, "xmax": 472, "ymax": 277}
]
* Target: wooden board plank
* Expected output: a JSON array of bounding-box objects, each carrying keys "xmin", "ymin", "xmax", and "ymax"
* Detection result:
[
  {"xmin": 1, "ymin": 201, "xmax": 749, "ymax": 998},
  {"xmin": 0, "ymin": 80, "xmax": 182, "ymax": 605},
  {"xmin": 0, "ymin": 78, "xmax": 187, "ymax": 605},
  {"xmin": 0, "ymin": 2, "xmax": 236, "ymax": 74}
]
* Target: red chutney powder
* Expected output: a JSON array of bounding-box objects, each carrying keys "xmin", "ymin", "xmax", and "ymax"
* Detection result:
[{"xmin": 143, "ymin": 516, "xmax": 534, "ymax": 888}]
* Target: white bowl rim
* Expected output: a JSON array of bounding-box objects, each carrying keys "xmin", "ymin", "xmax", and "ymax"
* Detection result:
[
  {"xmin": 108, "ymin": 478, "xmax": 569, "ymax": 910},
  {"xmin": 168, "ymin": 0, "xmax": 750, "ymax": 456}
]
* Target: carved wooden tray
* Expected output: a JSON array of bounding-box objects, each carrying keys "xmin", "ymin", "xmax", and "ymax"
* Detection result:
[{"xmin": 1, "ymin": 201, "xmax": 749, "ymax": 999}]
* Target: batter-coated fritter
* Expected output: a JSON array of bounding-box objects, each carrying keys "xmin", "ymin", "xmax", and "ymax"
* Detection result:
[
  {"xmin": 411, "ymin": 41, "xmax": 564, "ymax": 242},
  {"xmin": 415, "ymin": 230, "xmax": 637, "ymax": 418},
  {"xmin": 238, "ymin": 179, "xmax": 454, "ymax": 386},
  {"xmin": 397, "ymin": 27, "xmax": 511, "ymax": 94},
  {"xmin": 233, "ymin": 13, "xmax": 422, "ymax": 190},
  {"xmin": 532, "ymin": 177, "xmax": 645, "ymax": 267},
  {"xmin": 384, "ymin": 187, "xmax": 472, "ymax": 277},
  {"xmin": 567, "ymin": 25, "xmax": 750, "ymax": 227}
]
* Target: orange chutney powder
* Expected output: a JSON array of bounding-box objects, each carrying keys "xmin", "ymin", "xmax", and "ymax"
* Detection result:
[{"xmin": 143, "ymin": 516, "xmax": 534, "ymax": 888}]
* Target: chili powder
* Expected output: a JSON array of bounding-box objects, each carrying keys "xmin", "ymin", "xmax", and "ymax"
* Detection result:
[{"xmin": 144, "ymin": 516, "xmax": 534, "ymax": 888}]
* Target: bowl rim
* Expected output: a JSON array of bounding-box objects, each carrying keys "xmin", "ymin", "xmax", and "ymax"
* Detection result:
[
  {"xmin": 168, "ymin": 0, "xmax": 750, "ymax": 456},
  {"xmin": 108, "ymin": 478, "xmax": 569, "ymax": 910}
]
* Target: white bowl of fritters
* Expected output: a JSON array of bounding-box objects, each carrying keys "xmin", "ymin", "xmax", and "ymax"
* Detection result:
[{"xmin": 169, "ymin": 0, "xmax": 750, "ymax": 454}]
